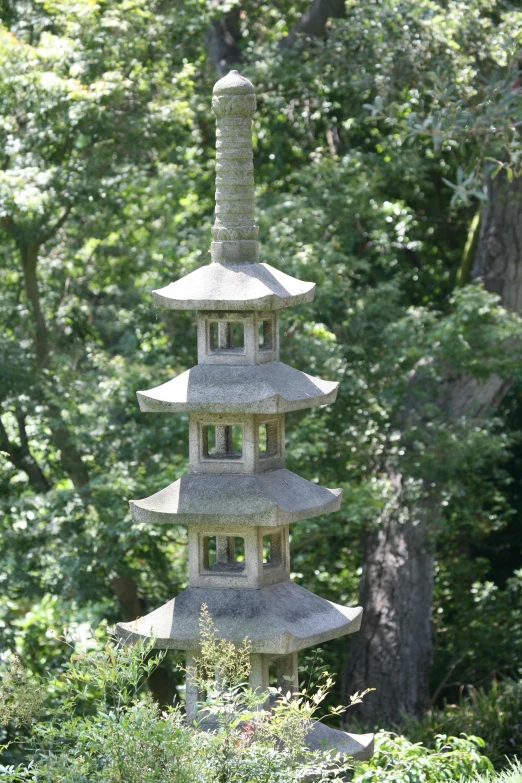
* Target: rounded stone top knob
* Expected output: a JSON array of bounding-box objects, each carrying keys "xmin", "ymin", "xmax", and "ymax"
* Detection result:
[
  {"xmin": 213, "ymin": 70, "xmax": 255, "ymax": 96},
  {"xmin": 212, "ymin": 70, "xmax": 256, "ymax": 118}
]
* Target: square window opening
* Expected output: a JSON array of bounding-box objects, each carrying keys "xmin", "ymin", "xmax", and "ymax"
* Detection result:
[
  {"xmin": 259, "ymin": 421, "xmax": 279, "ymax": 458},
  {"xmin": 203, "ymin": 535, "xmax": 246, "ymax": 573},
  {"xmin": 209, "ymin": 321, "xmax": 245, "ymax": 352},
  {"xmin": 203, "ymin": 425, "xmax": 242, "ymax": 459},
  {"xmin": 263, "ymin": 532, "xmax": 283, "ymax": 568},
  {"xmin": 258, "ymin": 319, "xmax": 274, "ymax": 351},
  {"xmin": 268, "ymin": 659, "xmax": 278, "ymax": 688}
]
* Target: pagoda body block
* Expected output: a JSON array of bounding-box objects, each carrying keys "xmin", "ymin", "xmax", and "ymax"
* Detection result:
[{"xmin": 117, "ymin": 70, "xmax": 373, "ymax": 762}]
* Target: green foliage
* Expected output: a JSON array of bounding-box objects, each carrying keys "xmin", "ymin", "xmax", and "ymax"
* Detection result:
[
  {"xmin": 0, "ymin": 657, "xmax": 44, "ymax": 726},
  {"xmin": 467, "ymin": 760, "xmax": 522, "ymax": 783},
  {"xmin": 0, "ymin": 618, "xmax": 357, "ymax": 783},
  {"xmin": 188, "ymin": 607, "xmax": 367, "ymax": 778},
  {"xmin": 430, "ymin": 566, "xmax": 522, "ymax": 701},
  {"xmin": 404, "ymin": 679, "xmax": 522, "ymax": 771},
  {"xmin": 354, "ymin": 731, "xmax": 493, "ymax": 782},
  {"xmin": 190, "ymin": 604, "xmax": 252, "ymax": 692},
  {"xmin": 0, "ymin": 0, "xmax": 521, "ymax": 754},
  {"xmin": 0, "ymin": 615, "xmax": 496, "ymax": 783}
]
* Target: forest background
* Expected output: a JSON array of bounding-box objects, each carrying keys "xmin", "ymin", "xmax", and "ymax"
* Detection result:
[{"xmin": 1, "ymin": 0, "xmax": 522, "ymax": 770}]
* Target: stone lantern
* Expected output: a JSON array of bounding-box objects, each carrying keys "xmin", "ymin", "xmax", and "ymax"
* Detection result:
[{"xmin": 117, "ymin": 71, "xmax": 373, "ymax": 761}]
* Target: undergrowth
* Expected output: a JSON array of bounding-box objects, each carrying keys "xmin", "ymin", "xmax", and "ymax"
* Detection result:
[{"xmin": 0, "ymin": 607, "xmax": 496, "ymax": 782}]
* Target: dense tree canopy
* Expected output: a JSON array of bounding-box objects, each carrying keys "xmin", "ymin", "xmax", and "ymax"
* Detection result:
[{"xmin": 1, "ymin": 0, "xmax": 522, "ymax": 757}]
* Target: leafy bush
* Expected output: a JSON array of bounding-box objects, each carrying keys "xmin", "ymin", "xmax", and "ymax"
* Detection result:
[
  {"xmin": 0, "ymin": 612, "xmax": 496, "ymax": 782},
  {"xmin": 354, "ymin": 731, "xmax": 493, "ymax": 782},
  {"xmin": 403, "ymin": 680, "xmax": 522, "ymax": 769},
  {"xmin": 0, "ymin": 613, "xmax": 356, "ymax": 783}
]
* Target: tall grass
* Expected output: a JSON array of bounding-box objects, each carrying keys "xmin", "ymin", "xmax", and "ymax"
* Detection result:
[
  {"xmin": 467, "ymin": 759, "xmax": 522, "ymax": 782},
  {"xmin": 403, "ymin": 680, "xmax": 522, "ymax": 769}
]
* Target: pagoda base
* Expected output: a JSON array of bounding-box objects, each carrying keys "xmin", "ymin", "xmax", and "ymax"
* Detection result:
[
  {"xmin": 116, "ymin": 580, "xmax": 362, "ymax": 655},
  {"xmin": 306, "ymin": 721, "xmax": 374, "ymax": 762},
  {"xmin": 187, "ymin": 716, "xmax": 373, "ymax": 765}
]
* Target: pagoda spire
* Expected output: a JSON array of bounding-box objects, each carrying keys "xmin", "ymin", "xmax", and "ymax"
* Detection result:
[
  {"xmin": 117, "ymin": 71, "xmax": 374, "ymax": 763},
  {"xmin": 211, "ymin": 70, "xmax": 258, "ymax": 245}
]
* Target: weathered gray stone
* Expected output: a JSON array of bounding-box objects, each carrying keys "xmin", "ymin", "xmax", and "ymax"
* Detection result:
[
  {"xmin": 116, "ymin": 580, "xmax": 362, "ymax": 654},
  {"xmin": 211, "ymin": 71, "xmax": 257, "ymax": 243},
  {"xmin": 152, "ymin": 71, "xmax": 317, "ymax": 313},
  {"xmin": 305, "ymin": 723, "xmax": 374, "ymax": 762},
  {"xmin": 152, "ymin": 262, "xmax": 315, "ymax": 311},
  {"xmin": 187, "ymin": 522, "xmax": 290, "ymax": 589},
  {"xmin": 137, "ymin": 362, "xmax": 338, "ymax": 414},
  {"xmin": 197, "ymin": 310, "xmax": 280, "ymax": 366},
  {"xmin": 189, "ymin": 412, "xmax": 285, "ymax": 474},
  {"xmin": 129, "ymin": 469, "xmax": 342, "ymax": 527}
]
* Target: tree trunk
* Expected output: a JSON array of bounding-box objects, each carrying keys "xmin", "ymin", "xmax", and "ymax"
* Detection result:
[
  {"xmin": 19, "ymin": 242, "xmax": 49, "ymax": 369},
  {"xmin": 344, "ymin": 171, "xmax": 522, "ymax": 724},
  {"xmin": 280, "ymin": 0, "xmax": 345, "ymax": 49},
  {"xmin": 206, "ymin": 4, "xmax": 243, "ymax": 75},
  {"xmin": 473, "ymin": 173, "xmax": 522, "ymax": 307},
  {"xmin": 343, "ymin": 475, "xmax": 437, "ymax": 722}
]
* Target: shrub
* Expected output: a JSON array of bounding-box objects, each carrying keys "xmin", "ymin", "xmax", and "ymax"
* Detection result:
[
  {"xmin": 403, "ymin": 680, "xmax": 522, "ymax": 769},
  {"xmin": 0, "ymin": 614, "xmax": 354, "ymax": 783},
  {"xmin": 353, "ymin": 731, "xmax": 493, "ymax": 782},
  {"xmin": 0, "ymin": 610, "xmax": 495, "ymax": 782}
]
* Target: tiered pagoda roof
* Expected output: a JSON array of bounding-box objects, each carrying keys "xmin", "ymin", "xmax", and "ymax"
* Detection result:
[
  {"xmin": 136, "ymin": 363, "xmax": 338, "ymax": 414},
  {"xmin": 153, "ymin": 261, "xmax": 315, "ymax": 310}
]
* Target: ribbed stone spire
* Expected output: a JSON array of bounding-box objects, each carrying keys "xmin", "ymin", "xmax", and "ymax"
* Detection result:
[{"xmin": 211, "ymin": 70, "xmax": 259, "ymax": 258}]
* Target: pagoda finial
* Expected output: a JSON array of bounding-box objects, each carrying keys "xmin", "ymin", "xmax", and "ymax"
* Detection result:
[{"xmin": 211, "ymin": 70, "xmax": 259, "ymax": 262}]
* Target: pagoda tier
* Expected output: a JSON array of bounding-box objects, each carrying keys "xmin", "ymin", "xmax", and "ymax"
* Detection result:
[
  {"xmin": 306, "ymin": 724, "xmax": 374, "ymax": 762},
  {"xmin": 136, "ymin": 362, "xmax": 338, "ymax": 414},
  {"xmin": 117, "ymin": 581, "xmax": 361, "ymax": 655},
  {"xmin": 129, "ymin": 469, "xmax": 342, "ymax": 527},
  {"xmin": 153, "ymin": 261, "xmax": 315, "ymax": 311}
]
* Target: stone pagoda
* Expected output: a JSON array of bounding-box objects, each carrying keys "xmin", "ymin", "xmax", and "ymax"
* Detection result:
[{"xmin": 117, "ymin": 71, "xmax": 373, "ymax": 761}]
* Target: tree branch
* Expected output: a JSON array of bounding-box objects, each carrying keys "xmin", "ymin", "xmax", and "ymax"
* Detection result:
[
  {"xmin": 40, "ymin": 204, "xmax": 73, "ymax": 245},
  {"xmin": 1, "ymin": 215, "xmax": 17, "ymax": 238},
  {"xmin": 16, "ymin": 409, "xmax": 31, "ymax": 451},
  {"xmin": 205, "ymin": 0, "xmax": 346, "ymax": 74},
  {"xmin": 15, "ymin": 234, "xmax": 90, "ymax": 490},
  {"xmin": 0, "ymin": 411, "xmax": 52, "ymax": 493},
  {"xmin": 45, "ymin": 400, "xmax": 90, "ymax": 490}
]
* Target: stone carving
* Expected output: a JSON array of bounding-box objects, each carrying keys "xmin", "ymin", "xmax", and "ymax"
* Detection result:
[{"xmin": 117, "ymin": 70, "xmax": 374, "ymax": 762}]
